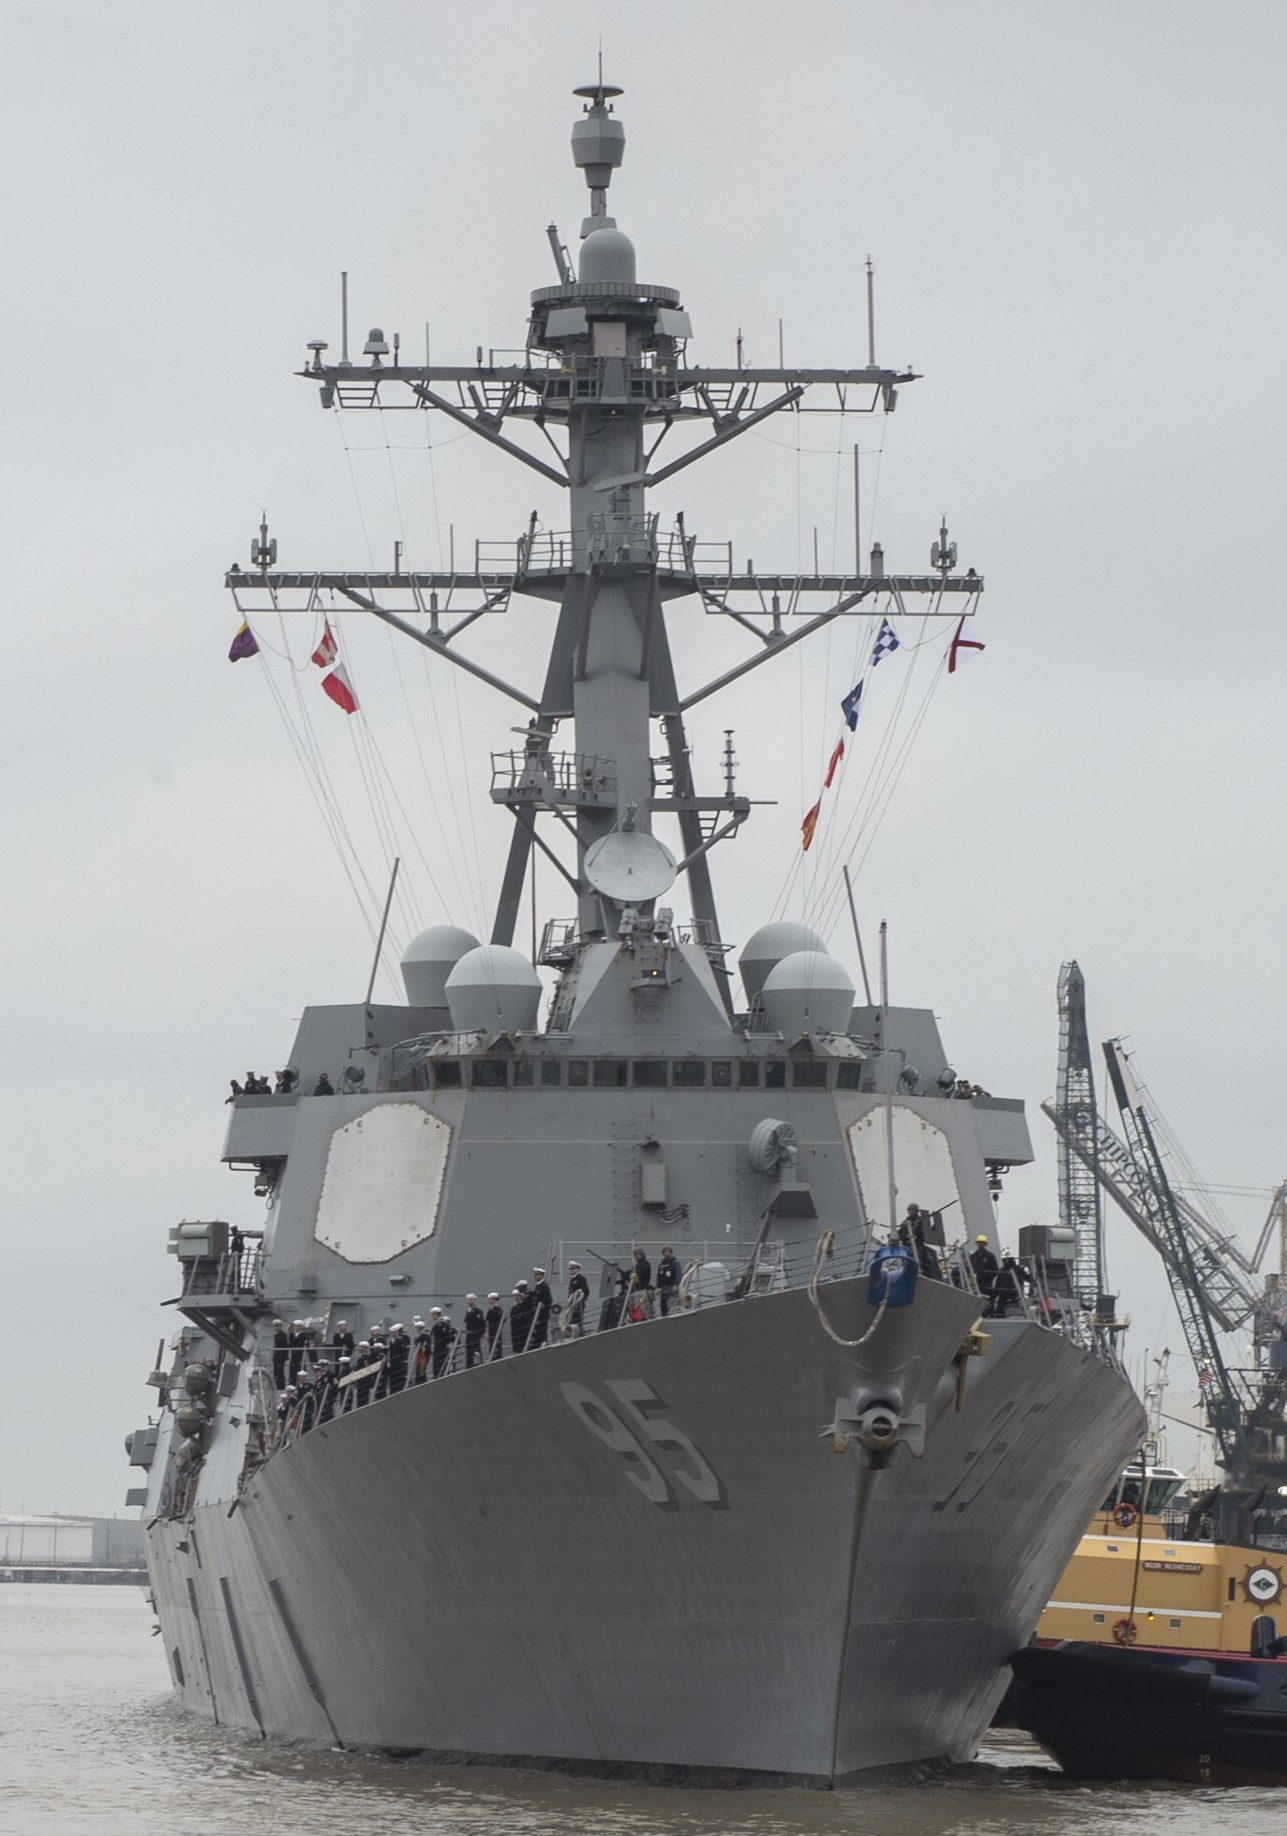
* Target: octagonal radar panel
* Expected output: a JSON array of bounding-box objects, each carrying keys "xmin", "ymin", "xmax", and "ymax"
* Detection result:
[{"xmin": 583, "ymin": 830, "xmax": 677, "ymax": 904}]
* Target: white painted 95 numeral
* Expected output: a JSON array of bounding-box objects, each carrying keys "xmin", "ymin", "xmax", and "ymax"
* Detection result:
[{"xmin": 561, "ymin": 1378, "xmax": 727, "ymax": 1509}]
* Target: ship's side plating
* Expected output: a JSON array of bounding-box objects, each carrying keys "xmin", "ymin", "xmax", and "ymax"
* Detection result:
[{"xmin": 147, "ymin": 1283, "xmax": 1140, "ymax": 1782}]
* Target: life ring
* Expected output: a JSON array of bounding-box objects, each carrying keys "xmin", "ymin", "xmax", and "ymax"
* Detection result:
[
  {"xmin": 1112, "ymin": 1502, "xmax": 1138, "ymax": 1530},
  {"xmin": 1112, "ymin": 1616, "xmax": 1138, "ymax": 1646}
]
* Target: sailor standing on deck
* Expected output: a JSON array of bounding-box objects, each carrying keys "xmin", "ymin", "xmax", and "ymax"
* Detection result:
[
  {"xmin": 351, "ymin": 1340, "xmax": 376, "ymax": 1405},
  {"xmin": 969, "ymin": 1235, "xmax": 999, "ymax": 1305},
  {"xmin": 271, "ymin": 1319, "xmax": 290, "ymax": 1390},
  {"xmin": 463, "ymin": 1294, "xmax": 486, "ymax": 1367},
  {"xmin": 565, "ymin": 1262, "xmax": 590, "ymax": 1336},
  {"xmin": 901, "ymin": 1205, "xmax": 941, "ymax": 1281},
  {"xmin": 622, "ymin": 1248, "xmax": 652, "ymax": 1320},
  {"xmin": 429, "ymin": 1306, "xmax": 458, "ymax": 1377},
  {"xmin": 412, "ymin": 1317, "xmax": 430, "ymax": 1384},
  {"xmin": 656, "ymin": 1247, "xmax": 682, "ymax": 1315},
  {"xmin": 386, "ymin": 1324, "xmax": 411, "ymax": 1394},
  {"xmin": 485, "ymin": 1292, "xmax": 504, "ymax": 1358},
  {"xmin": 529, "ymin": 1268, "xmax": 554, "ymax": 1349},
  {"xmin": 288, "ymin": 1320, "xmax": 310, "ymax": 1385},
  {"xmin": 509, "ymin": 1282, "xmax": 534, "ymax": 1353}
]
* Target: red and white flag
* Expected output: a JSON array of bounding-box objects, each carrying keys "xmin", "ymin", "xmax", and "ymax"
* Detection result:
[
  {"xmin": 321, "ymin": 665, "xmax": 359, "ymax": 714},
  {"xmin": 948, "ymin": 614, "xmax": 985, "ymax": 674},
  {"xmin": 311, "ymin": 620, "xmax": 339, "ymax": 668}
]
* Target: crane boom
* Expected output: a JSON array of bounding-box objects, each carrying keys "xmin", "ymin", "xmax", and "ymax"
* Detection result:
[
  {"xmin": 1053, "ymin": 962, "xmax": 1105, "ymax": 1304},
  {"xmin": 1041, "ymin": 1098, "xmax": 1262, "ymax": 1333},
  {"xmin": 1103, "ymin": 1039, "xmax": 1248, "ymax": 1465}
]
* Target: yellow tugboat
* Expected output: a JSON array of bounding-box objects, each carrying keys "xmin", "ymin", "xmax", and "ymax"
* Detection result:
[
  {"xmin": 1004, "ymin": 1457, "xmax": 1287, "ymax": 1783},
  {"xmin": 1037, "ymin": 1458, "xmax": 1286, "ymax": 1653}
]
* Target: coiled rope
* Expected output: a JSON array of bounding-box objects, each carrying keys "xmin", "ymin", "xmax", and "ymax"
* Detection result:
[{"xmin": 807, "ymin": 1230, "xmax": 889, "ymax": 1347}]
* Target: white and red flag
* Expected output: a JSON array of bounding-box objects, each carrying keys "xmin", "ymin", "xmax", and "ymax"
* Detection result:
[
  {"xmin": 320, "ymin": 665, "xmax": 359, "ymax": 715},
  {"xmin": 948, "ymin": 614, "xmax": 986, "ymax": 674},
  {"xmin": 311, "ymin": 620, "xmax": 339, "ymax": 668}
]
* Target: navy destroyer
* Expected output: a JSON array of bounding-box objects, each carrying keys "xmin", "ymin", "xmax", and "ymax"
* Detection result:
[{"xmin": 125, "ymin": 82, "xmax": 1145, "ymax": 1784}]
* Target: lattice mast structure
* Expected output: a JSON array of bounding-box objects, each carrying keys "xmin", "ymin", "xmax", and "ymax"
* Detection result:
[{"xmin": 226, "ymin": 82, "xmax": 983, "ymax": 977}]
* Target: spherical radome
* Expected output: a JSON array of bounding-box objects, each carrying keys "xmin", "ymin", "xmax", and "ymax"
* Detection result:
[
  {"xmin": 579, "ymin": 227, "xmax": 637, "ymax": 285},
  {"xmin": 401, "ymin": 925, "xmax": 481, "ymax": 1007},
  {"xmin": 739, "ymin": 921, "xmax": 827, "ymax": 1004},
  {"xmin": 445, "ymin": 945, "xmax": 542, "ymax": 1034},
  {"xmin": 760, "ymin": 950, "xmax": 855, "ymax": 1036}
]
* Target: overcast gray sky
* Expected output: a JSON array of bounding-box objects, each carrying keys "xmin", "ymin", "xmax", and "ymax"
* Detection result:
[{"xmin": 2, "ymin": 1, "xmax": 1283, "ymax": 1516}]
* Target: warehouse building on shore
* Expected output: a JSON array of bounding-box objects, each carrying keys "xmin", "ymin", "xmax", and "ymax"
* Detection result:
[{"xmin": 0, "ymin": 1513, "xmax": 146, "ymax": 1583}]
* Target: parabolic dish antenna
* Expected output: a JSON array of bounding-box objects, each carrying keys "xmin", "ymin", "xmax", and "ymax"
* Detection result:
[{"xmin": 583, "ymin": 830, "xmax": 678, "ymax": 903}]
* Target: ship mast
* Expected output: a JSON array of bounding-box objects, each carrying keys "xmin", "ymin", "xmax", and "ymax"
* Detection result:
[{"xmin": 226, "ymin": 83, "xmax": 984, "ymax": 984}]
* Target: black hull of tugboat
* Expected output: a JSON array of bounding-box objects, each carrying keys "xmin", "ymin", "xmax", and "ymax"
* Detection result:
[{"xmin": 1007, "ymin": 1641, "xmax": 1287, "ymax": 1785}]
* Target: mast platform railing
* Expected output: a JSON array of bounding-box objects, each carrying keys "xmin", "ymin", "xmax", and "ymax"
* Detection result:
[
  {"xmin": 490, "ymin": 749, "xmax": 617, "ymax": 808},
  {"xmin": 475, "ymin": 523, "xmax": 733, "ymax": 578}
]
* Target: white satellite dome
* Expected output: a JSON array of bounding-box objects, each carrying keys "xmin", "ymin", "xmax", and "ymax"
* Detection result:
[
  {"xmin": 579, "ymin": 226, "xmax": 637, "ymax": 285},
  {"xmin": 445, "ymin": 945, "xmax": 542, "ymax": 1034},
  {"xmin": 739, "ymin": 921, "xmax": 826, "ymax": 1004},
  {"xmin": 760, "ymin": 950, "xmax": 855, "ymax": 1036},
  {"xmin": 400, "ymin": 925, "xmax": 481, "ymax": 1007}
]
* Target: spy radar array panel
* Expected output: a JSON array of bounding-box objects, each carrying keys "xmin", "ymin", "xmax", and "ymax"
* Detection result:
[{"xmin": 583, "ymin": 831, "xmax": 677, "ymax": 903}]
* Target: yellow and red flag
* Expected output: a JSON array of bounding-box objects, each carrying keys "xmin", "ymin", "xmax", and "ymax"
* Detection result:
[{"xmin": 801, "ymin": 799, "xmax": 822, "ymax": 852}]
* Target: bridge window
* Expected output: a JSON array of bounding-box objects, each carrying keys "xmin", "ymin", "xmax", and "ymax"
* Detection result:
[
  {"xmin": 432, "ymin": 1061, "xmax": 462, "ymax": 1088},
  {"xmin": 513, "ymin": 1060, "xmax": 535, "ymax": 1087},
  {"xmin": 792, "ymin": 1062, "xmax": 828, "ymax": 1089},
  {"xmin": 567, "ymin": 1061, "xmax": 589, "ymax": 1087},
  {"xmin": 540, "ymin": 1061, "xmax": 562, "ymax": 1087},
  {"xmin": 592, "ymin": 1059, "xmax": 628, "ymax": 1088},
  {"xmin": 711, "ymin": 1061, "xmax": 732, "ymax": 1087},
  {"xmin": 672, "ymin": 1061, "xmax": 706, "ymax": 1088},
  {"xmin": 836, "ymin": 1062, "xmax": 862, "ymax": 1091},
  {"xmin": 764, "ymin": 1062, "xmax": 786, "ymax": 1089},
  {"xmin": 632, "ymin": 1060, "xmax": 667, "ymax": 1088},
  {"xmin": 738, "ymin": 1062, "xmax": 760, "ymax": 1088},
  {"xmin": 471, "ymin": 1061, "xmax": 508, "ymax": 1089}
]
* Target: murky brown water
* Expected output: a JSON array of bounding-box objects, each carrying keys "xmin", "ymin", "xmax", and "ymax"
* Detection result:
[{"xmin": 0, "ymin": 1586, "xmax": 1282, "ymax": 1836}]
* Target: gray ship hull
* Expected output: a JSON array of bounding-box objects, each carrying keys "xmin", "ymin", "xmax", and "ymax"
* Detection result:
[{"xmin": 147, "ymin": 1278, "xmax": 1143, "ymax": 1784}]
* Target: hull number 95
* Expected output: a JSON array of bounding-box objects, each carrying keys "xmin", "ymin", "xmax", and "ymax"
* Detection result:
[{"xmin": 561, "ymin": 1378, "xmax": 728, "ymax": 1510}]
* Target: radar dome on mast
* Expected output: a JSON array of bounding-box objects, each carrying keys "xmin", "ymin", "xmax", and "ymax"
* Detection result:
[
  {"xmin": 579, "ymin": 228, "xmax": 636, "ymax": 285},
  {"xmin": 740, "ymin": 922, "xmax": 827, "ymax": 1005},
  {"xmin": 760, "ymin": 950, "xmax": 855, "ymax": 1036},
  {"xmin": 445, "ymin": 945, "xmax": 542, "ymax": 1034},
  {"xmin": 400, "ymin": 924, "xmax": 481, "ymax": 1007}
]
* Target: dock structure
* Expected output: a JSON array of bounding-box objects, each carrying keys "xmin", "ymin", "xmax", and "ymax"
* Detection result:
[{"xmin": 0, "ymin": 1512, "xmax": 146, "ymax": 1584}]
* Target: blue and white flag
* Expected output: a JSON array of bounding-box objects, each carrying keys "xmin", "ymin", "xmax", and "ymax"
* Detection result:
[
  {"xmin": 870, "ymin": 618, "xmax": 900, "ymax": 666},
  {"xmin": 841, "ymin": 679, "xmax": 863, "ymax": 732}
]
